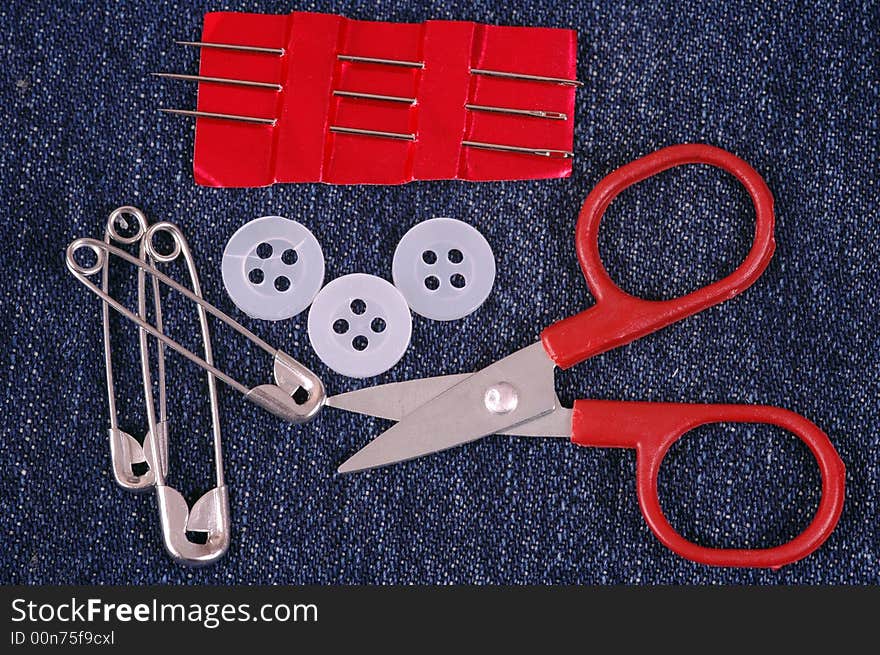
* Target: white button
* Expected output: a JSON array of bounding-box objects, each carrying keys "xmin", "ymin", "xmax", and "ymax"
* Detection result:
[
  {"xmin": 222, "ymin": 216, "xmax": 324, "ymax": 321},
  {"xmin": 392, "ymin": 217, "xmax": 495, "ymax": 321},
  {"xmin": 307, "ymin": 274, "xmax": 412, "ymax": 378}
]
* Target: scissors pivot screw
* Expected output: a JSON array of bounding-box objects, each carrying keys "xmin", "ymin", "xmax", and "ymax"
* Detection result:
[{"xmin": 484, "ymin": 383, "xmax": 519, "ymax": 415}]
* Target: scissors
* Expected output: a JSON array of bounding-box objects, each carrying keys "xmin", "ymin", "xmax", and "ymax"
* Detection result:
[{"xmin": 330, "ymin": 144, "xmax": 846, "ymax": 569}]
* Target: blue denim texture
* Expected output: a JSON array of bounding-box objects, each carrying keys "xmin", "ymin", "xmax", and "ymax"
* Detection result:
[{"xmin": 0, "ymin": 0, "xmax": 877, "ymax": 584}]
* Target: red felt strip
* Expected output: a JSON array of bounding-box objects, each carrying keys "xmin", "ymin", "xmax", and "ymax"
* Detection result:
[
  {"xmin": 414, "ymin": 21, "xmax": 475, "ymax": 181},
  {"xmin": 194, "ymin": 12, "xmax": 287, "ymax": 187},
  {"xmin": 276, "ymin": 12, "xmax": 343, "ymax": 182}
]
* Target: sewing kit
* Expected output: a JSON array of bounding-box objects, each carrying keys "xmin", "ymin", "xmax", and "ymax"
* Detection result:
[{"xmin": 64, "ymin": 10, "xmax": 845, "ymax": 569}]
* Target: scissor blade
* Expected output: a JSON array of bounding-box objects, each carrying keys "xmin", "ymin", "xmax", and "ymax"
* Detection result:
[
  {"xmin": 337, "ymin": 342, "xmax": 557, "ymax": 473},
  {"xmin": 328, "ymin": 374, "xmax": 572, "ymax": 437},
  {"xmin": 327, "ymin": 373, "xmax": 471, "ymax": 420},
  {"xmin": 500, "ymin": 406, "xmax": 572, "ymax": 437}
]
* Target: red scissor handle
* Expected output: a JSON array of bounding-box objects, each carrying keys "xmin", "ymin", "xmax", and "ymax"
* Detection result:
[
  {"xmin": 571, "ymin": 400, "xmax": 845, "ymax": 568},
  {"xmin": 542, "ymin": 143, "xmax": 775, "ymax": 369}
]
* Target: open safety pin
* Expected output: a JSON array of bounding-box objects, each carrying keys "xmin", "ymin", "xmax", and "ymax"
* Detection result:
[
  {"xmin": 100, "ymin": 207, "xmax": 170, "ymax": 491},
  {"xmin": 66, "ymin": 239, "xmax": 325, "ymax": 423},
  {"xmin": 137, "ymin": 222, "xmax": 230, "ymax": 566}
]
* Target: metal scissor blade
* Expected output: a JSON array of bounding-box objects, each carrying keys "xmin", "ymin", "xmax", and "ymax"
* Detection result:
[
  {"xmin": 327, "ymin": 374, "xmax": 572, "ymax": 437},
  {"xmin": 337, "ymin": 342, "xmax": 557, "ymax": 473},
  {"xmin": 500, "ymin": 406, "xmax": 572, "ymax": 437},
  {"xmin": 327, "ymin": 373, "xmax": 471, "ymax": 420}
]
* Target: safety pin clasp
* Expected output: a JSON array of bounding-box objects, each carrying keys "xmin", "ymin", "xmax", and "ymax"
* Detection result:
[
  {"xmin": 109, "ymin": 423, "xmax": 168, "ymax": 489},
  {"xmin": 155, "ymin": 485, "xmax": 230, "ymax": 566},
  {"xmin": 245, "ymin": 351, "xmax": 325, "ymax": 423}
]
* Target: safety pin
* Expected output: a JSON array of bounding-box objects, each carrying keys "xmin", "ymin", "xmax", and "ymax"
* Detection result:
[
  {"xmin": 176, "ymin": 40, "xmax": 285, "ymax": 56},
  {"xmin": 151, "ymin": 72, "xmax": 282, "ymax": 91},
  {"xmin": 462, "ymin": 140, "xmax": 574, "ymax": 159},
  {"xmin": 66, "ymin": 239, "xmax": 325, "ymax": 423},
  {"xmin": 101, "ymin": 207, "xmax": 170, "ymax": 491},
  {"xmin": 137, "ymin": 223, "xmax": 229, "ymax": 566}
]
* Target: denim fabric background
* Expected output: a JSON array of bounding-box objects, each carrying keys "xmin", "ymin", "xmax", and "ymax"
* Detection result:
[{"xmin": 0, "ymin": 0, "xmax": 877, "ymax": 584}]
